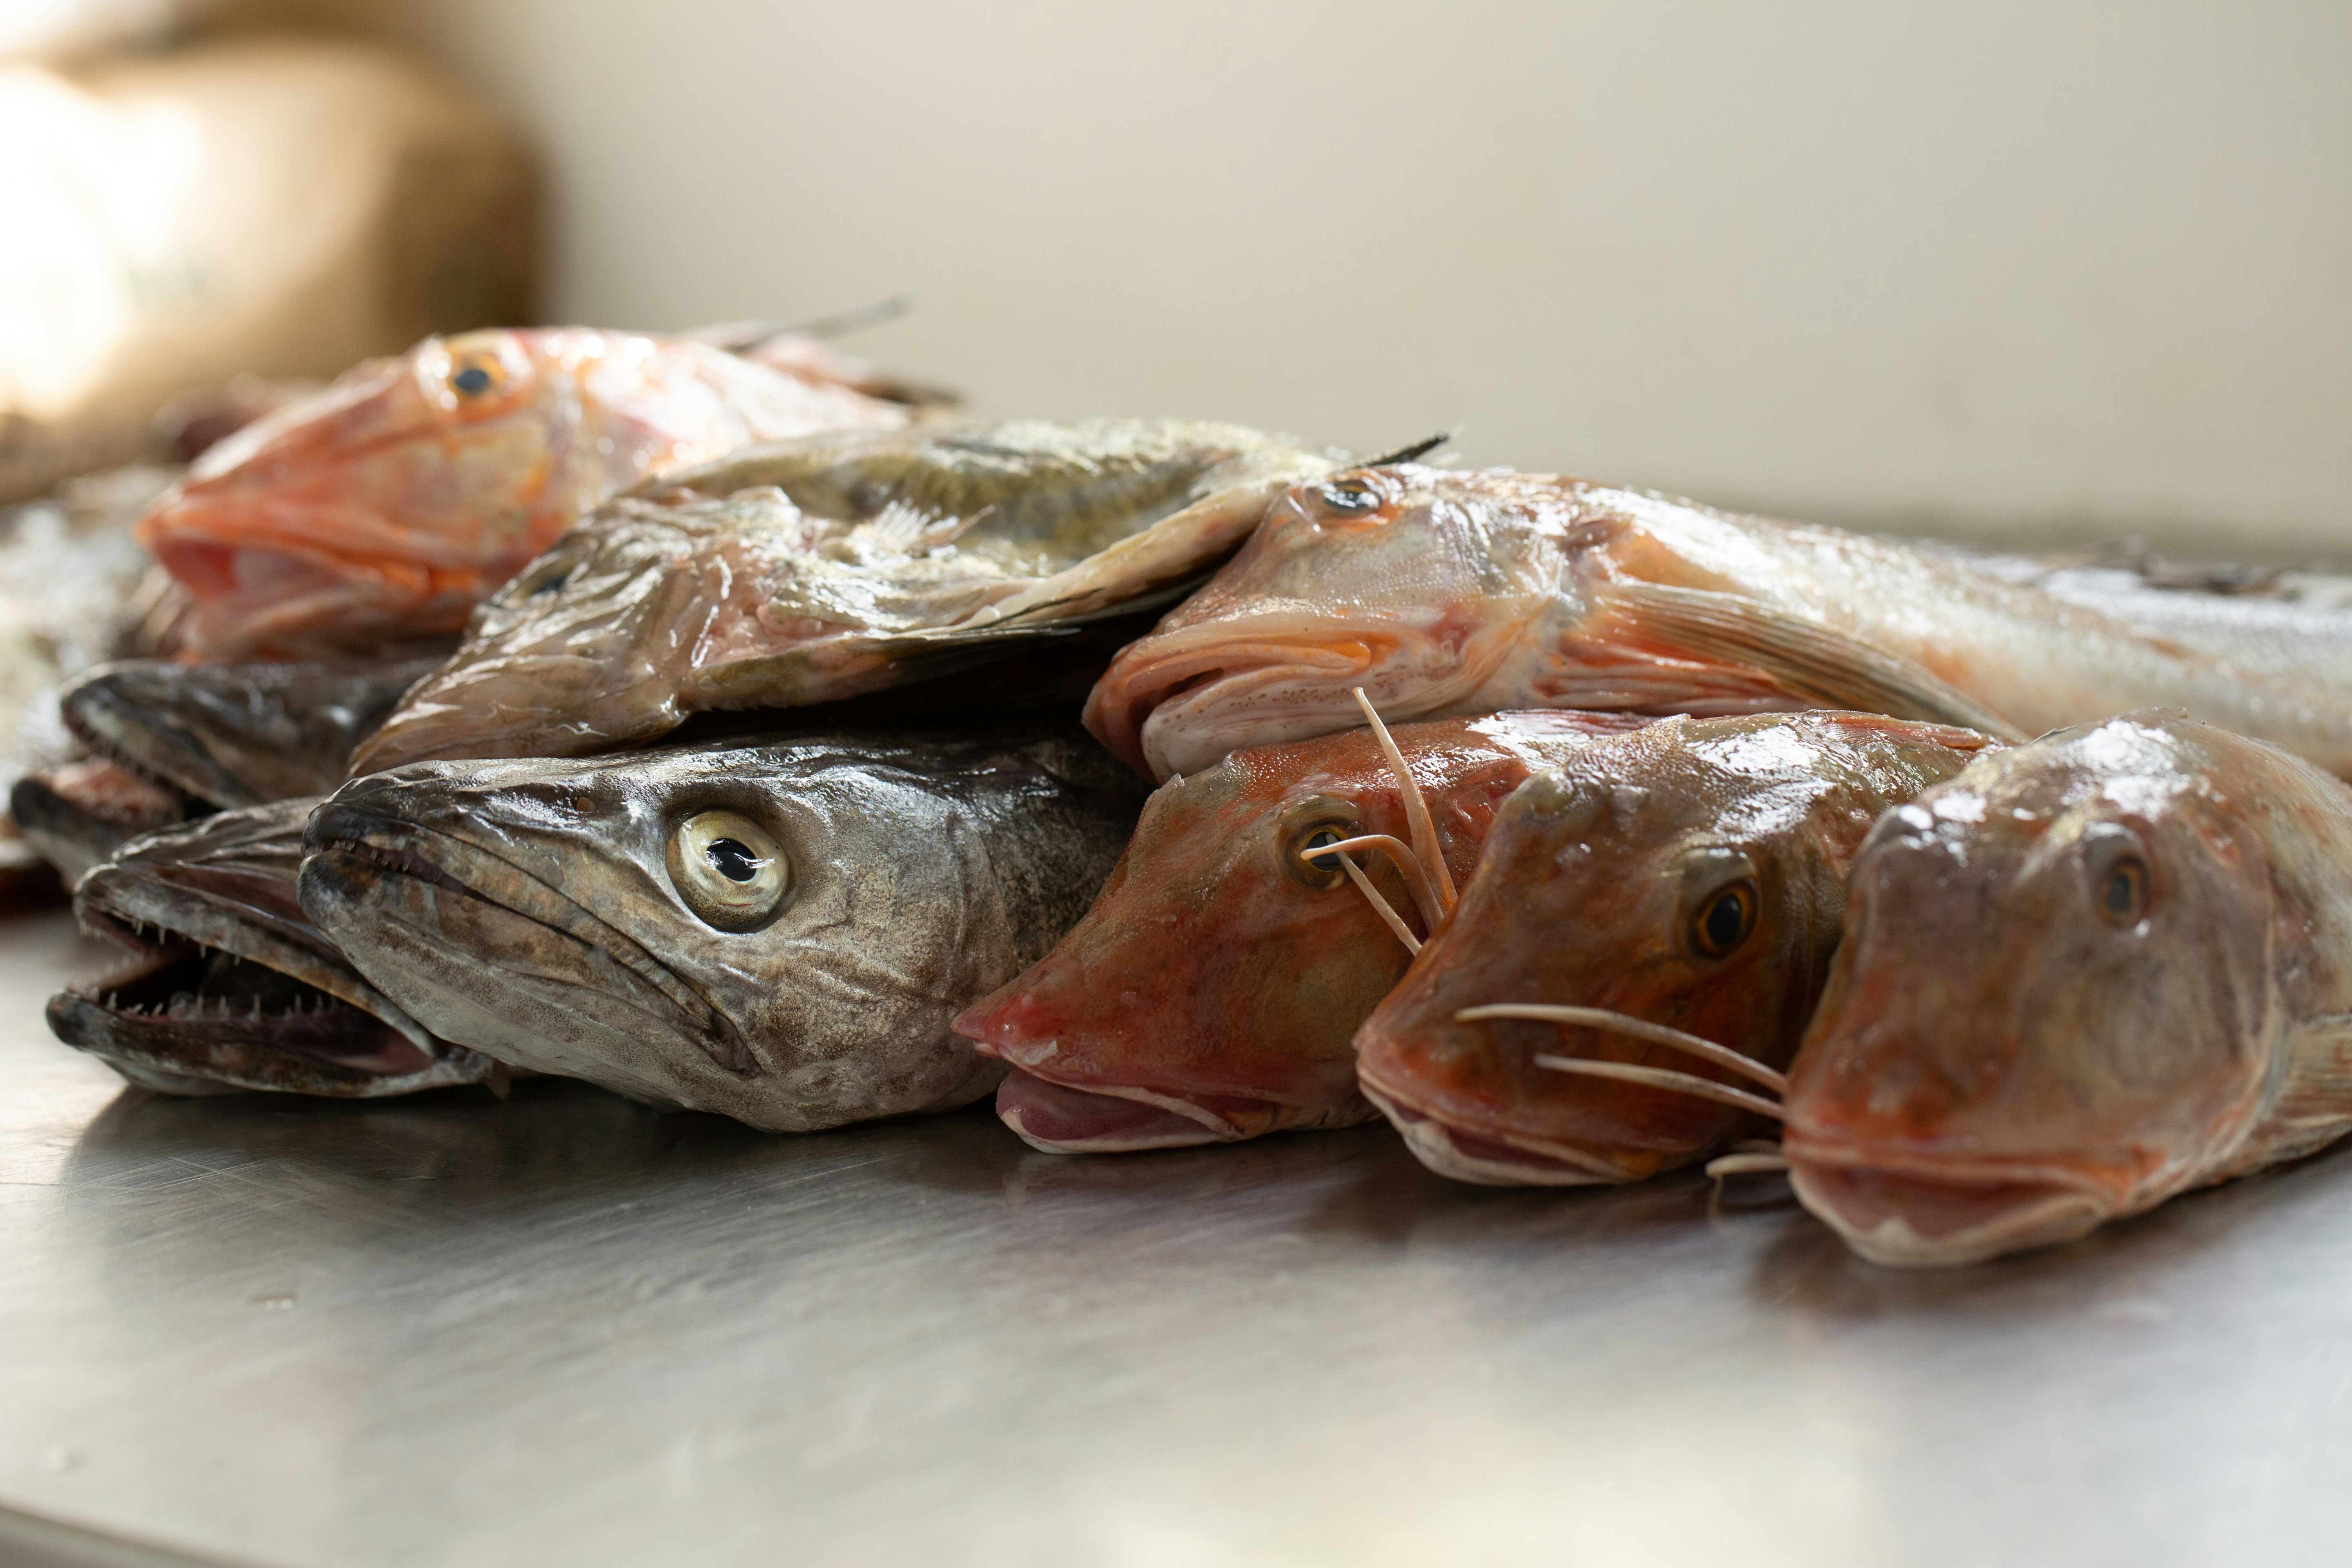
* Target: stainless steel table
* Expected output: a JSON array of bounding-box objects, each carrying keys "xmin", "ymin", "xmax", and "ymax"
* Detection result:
[{"xmin": 3, "ymin": 906, "xmax": 2348, "ymax": 1568}]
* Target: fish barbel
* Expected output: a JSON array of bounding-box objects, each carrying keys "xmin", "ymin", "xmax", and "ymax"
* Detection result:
[
  {"xmin": 1782, "ymin": 714, "xmax": 2352, "ymax": 1267},
  {"xmin": 956, "ymin": 709, "xmax": 1642, "ymax": 1153},
  {"xmin": 51, "ymin": 799, "xmax": 495, "ymax": 1097},
  {"xmin": 137, "ymin": 327, "xmax": 909, "ymax": 659},
  {"xmin": 351, "ymin": 419, "xmax": 1339, "ymax": 772},
  {"xmin": 1085, "ymin": 465, "xmax": 2352, "ymax": 781},
  {"xmin": 299, "ymin": 726, "xmax": 1145, "ymax": 1132},
  {"xmin": 1353, "ymin": 713, "xmax": 1990, "ymax": 1185}
]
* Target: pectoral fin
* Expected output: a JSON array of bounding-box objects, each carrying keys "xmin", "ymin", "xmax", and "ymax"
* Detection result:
[
  {"xmin": 2228, "ymin": 1013, "xmax": 2352, "ymax": 1175},
  {"xmin": 1594, "ymin": 580, "xmax": 2026, "ymax": 739}
]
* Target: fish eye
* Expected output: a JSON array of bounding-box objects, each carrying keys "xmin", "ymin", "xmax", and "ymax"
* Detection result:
[
  {"xmin": 1289, "ymin": 823, "xmax": 1352, "ymax": 890},
  {"xmin": 450, "ymin": 358, "xmax": 501, "ymax": 397},
  {"xmin": 2094, "ymin": 854, "xmax": 2151, "ymax": 928},
  {"xmin": 1317, "ymin": 478, "xmax": 1381, "ymax": 515},
  {"xmin": 667, "ymin": 809, "xmax": 790, "ymax": 931},
  {"xmin": 1687, "ymin": 878, "xmax": 1759, "ymax": 960},
  {"xmin": 529, "ymin": 569, "xmax": 570, "ymax": 598}
]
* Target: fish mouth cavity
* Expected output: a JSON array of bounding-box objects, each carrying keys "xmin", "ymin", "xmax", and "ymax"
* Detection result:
[
  {"xmin": 304, "ymin": 806, "xmax": 760, "ymax": 1076},
  {"xmin": 1782, "ymin": 1142, "xmax": 2113, "ymax": 1267},
  {"xmin": 1356, "ymin": 1070, "xmax": 1638, "ymax": 1186},
  {"xmin": 1091, "ymin": 628, "xmax": 1394, "ymax": 774},
  {"xmin": 989, "ymin": 1059, "xmax": 1292, "ymax": 1152}
]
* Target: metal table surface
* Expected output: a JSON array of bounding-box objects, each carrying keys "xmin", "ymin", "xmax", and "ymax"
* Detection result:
[{"xmin": 2, "ymin": 907, "xmax": 2349, "ymax": 1568}]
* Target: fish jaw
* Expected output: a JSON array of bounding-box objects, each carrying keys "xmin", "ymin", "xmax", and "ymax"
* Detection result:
[
  {"xmin": 53, "ymin": 801, "xmax": 487, "ymax": 1096},
  {"xmin": 10, "ymin": 759, "xmax": 185, "ymax": 886},
  {"xmin": 1782, "ymin": 1149, "xmax": 2112, "ymax": 1267}
]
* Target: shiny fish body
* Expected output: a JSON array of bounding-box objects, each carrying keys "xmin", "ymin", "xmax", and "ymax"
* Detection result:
[
  {"xmin": 1355, "ymin": 713, "xmax": 1990, "ymax": 1185},
  {"xmin": 352, "ymin": 419, "xmax": 1338, "ymax": 771},
  {"xmin": 1784, "ymin": 715, "xmax": 2352, "ymax": 1267},
  {"xmin": 299, "ymin": 726, "xmax": 1146, "ymax": 1132},
  {"xmin": 138, "ymin": 327, "xmax": 908, "ymax": 659},
  {"xmin": 52, "ymin": 799, "xmax": 493, "ymax": 1098},
  {"xmin": 957, "ymin": 710, "xmax": 1644, "ymax": 1154},
  {"xmin": 1086, "ymin": 465, "xmax": 2352, "ymax": 781}
]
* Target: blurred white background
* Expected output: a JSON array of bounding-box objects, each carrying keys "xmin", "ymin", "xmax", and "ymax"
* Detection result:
[{"xmin": 360, "ymin": 2, "xmax": 2345, "ymax": 555}]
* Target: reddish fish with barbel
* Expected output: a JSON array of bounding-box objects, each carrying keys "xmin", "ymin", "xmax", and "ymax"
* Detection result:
[
  {"xmin": 1780, "ymin": 714, "xmax": 2352, "ymax": 1267},
  {"xmin": 956, "ymin": 704, "xmax": 1642, "ymax": 1152},
  {"xmin": 138, "ymin": 326, "xmax": 910, "ymax": 658},
  {"xmin": 1086, "ymin": 463, "xmax": 2352, "ymax": 781},
  {"xmin": 1353, "ymin": 712, "xmax": 1991, "ymax": 1185}
]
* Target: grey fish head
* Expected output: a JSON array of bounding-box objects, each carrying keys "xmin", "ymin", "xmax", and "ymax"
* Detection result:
[
  {"xmin": 64, "ymin": 654, "xmax": 445, "ymax": 807},
  {"xmin": 53, "ymin": 797, "xmax": 490, "ymax": 1097},
  {"xmin": 351, "ymin": 419, "xmax": 1337, "ymax": 774},
  {"xmin": 299, "ymin": 727, "xmax": 1145, "ymax": 1132},
  {"xmin": 1355, "ymin": 712, "xmax": 1993, "ymax": 1185},
  {"xmin": 1782, "ymin": 713, "xmax": 2331, "ymax": 1266},
  {"xmin": 1085, "ymin": 464, "xmax": 1575, "ymax": 779}
]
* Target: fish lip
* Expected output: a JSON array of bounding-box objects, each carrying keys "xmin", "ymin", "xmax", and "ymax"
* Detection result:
[
  {"xmin": 303, "ymin": 799, "xmax": 759, "ymax": 1076},
  {"xmin": 978, "ymin": 1054, "xmax": 1273, "ymax": 1141},
  {"xmin": 1086, "ymin": 624, "xmax": 1387, "ymax": 776},
  {"xmin": 1356, "ymin": 1068, "xmax": 1637, "ymax": 1185},
  {"xmin": 993, "ymin": 1070, "xmax": 1241, "ymax": 1154},
  {"xmin": 1781, "ymin": 1140, "xmax": 2114, "ymax": 1267}
]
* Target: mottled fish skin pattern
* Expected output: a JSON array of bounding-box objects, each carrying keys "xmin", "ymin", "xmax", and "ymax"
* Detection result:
[
  {"xmin": 957, "ymin": 711, "xmax": 1645, "ymax": 1154},
  {"xmin": 138, "ymin": 327, "xmax": 906, "ymax": 659},
  {"xmin": 63, "ymin": 654, "xmax": 443, "ymax": 808},
  {"xmin": 51, "ymin": 798, "xmax": 494, "ymax": 1098},
  {"xmin": 1355, "ymin": 713, "xmax": 1991, "ymax": 1187},
  {"xmin": 351, "ymin": 420, "xmax": 1338, "ymax": 773},
  {"xmin": 1085, "ymin": 463, "xmax": 2352, "ymax": 782},
  {"xmin": 298, "ymin": 727, "xmax": 1145, "ymax": 1133},
  {"xmin": 1784, "ymin": 715, "xmax": 2352, "ymax": 1268}
]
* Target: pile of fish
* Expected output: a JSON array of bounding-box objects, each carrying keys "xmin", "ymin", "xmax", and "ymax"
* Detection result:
[{"xmin": 17, "ymin": 311, "xmax": 2352, "ymax": 1271}]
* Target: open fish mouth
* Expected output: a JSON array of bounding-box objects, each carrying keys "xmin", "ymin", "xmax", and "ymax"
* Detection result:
[
  {"xmin": 989, "ymin": 1064, "xmax": 1301, "ymax": 1154},
  {"xmin": 56, "ymin": 860, "xmax": 483, "ymax": 1097},
  {"xmin": 1357, "ymin": 1076, "xmax": 1637, "ymax": 1186},
  {"xmin": 1784, "ymin": 1147, "xmax": 2111, "ymax": 1267},
  {"xmin": 1087, "ymin": 626, "xmax": 1395, "ymax": 779},
  {"xmin": 300, "ymin": 799, "xmax": 757, "ymax": 1078}
]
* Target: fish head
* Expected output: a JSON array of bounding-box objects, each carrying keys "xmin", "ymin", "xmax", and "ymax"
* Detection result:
[
  {"xmin": 134, "ymin": 328, "xmax": 837, "ymax": 658},
  {"xmin": 957, "ymin": 716, "xmax": 1570, "ymax": 1152},
  {"xmin": 1356, "ymin": 713, "xmax": 1990, "ymax": 1185},
  {"xmin": 51, "ymin": 800, "xmax": 486, "ymax": 1096},
  {"xmin": 1085, "ymin": 466, "xmax": 1571, "ymax": 779},
  {"xmin": 1782, "ymin": 715, "xmax": 2285, "ymax": 1266},
  {"xmin": 299, "ymin": 732, "xmax": 1122, "ymax": 1131}
]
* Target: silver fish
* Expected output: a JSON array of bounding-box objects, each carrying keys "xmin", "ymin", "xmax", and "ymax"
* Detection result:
[
  {"xmin": 298, "ymin": 726, "xmax": 1146, "ymax": 1131},
  {"xmin": 1783, "ymin": 714, "xmax": 2352, "ymax": 1267},
  {"xmin": 1085, "ymin": 465, "xmax": 2352, "ymax": 780},
  {"xmin": 352, "ymin": 420, "xmax": 1339, "ymax": 772},
  {"xmin": 52, "ymin": 798, "xmax": 494, "ymax": 1098}
]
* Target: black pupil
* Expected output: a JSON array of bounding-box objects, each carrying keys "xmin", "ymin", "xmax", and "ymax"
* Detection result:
[
  {"xmin": 2105, "ymin": 865, "xmax": 2139, "ymax": 917},
  {"xmin": 530, "ymin": 571, "xmax": 569, "ymax": 597},
  {"xmin": 1303, "ymin": 828, "xmax": 1344, "ymax": 870},
  {"xmin": 1323, "ymin": 483, "xmax": 1374, "ymax": 512},
  {"xmin": 1701, "ymin": 888, "xmax": 1750, "ymax": 952},
  {"xmin": 706, "ymin": 838, "xmax": 762, "ymax": 883},
  {"xmin": 452, "ymin": 365, "xmax": 494, "ymax": 394}
]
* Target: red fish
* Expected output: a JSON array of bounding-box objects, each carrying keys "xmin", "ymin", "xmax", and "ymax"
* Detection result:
[
  {"xmin": 956, "ymin": 708, "xmax": 1642, "ymax": 1152},
  {"xmin": 1354, "ymin": 713, "xmax": 1991, "ymax": 1185},
  {"xmin": 137, "ymin": 327, "xmax": 906, "ymax": 658}
]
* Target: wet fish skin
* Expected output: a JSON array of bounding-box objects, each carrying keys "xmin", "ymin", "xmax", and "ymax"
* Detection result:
[
  {"xmin": 10, "ymin": 757, "xmax": 186, "ymax": 887},
  {"xmin": 137, "ymin": 327, "xmax": 908, "ymax": 659},
  {"xmin": 1782, "ymin": 714, "xmax": 2352, "ymax": 1267},
  {"xmin": 64, "ymin": 653, "xmax": 444, "ymax": 808},
  {"xmin": 1355, "ymin": 713, "xmax": 1992, "ymax": 1186},
  {"xmin": 1085, "ymin": 464, "xmax": 2352, "ymax": 781},
  {"xmin": 299, "ymin": 727, "xmax": 1146, "ymax": 1132},
  {"xmin": 351, "ymin": 419, "xmax": 1338, "ymax": 773},
  {"xmin": 51, "ymin": 798, "xmax": 495, "ymax": 1097},
  {"xmin": 957, "ymin": 710, "xmax": 1644, "ymax": 1154}
]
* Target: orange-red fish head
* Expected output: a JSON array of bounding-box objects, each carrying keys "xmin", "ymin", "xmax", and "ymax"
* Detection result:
[
  {"xmin": 957, "ymin": 719, "xmax": 1557, "ymax": 1153},
  {"xmin": 1085, "ymin": 465, "xmax": 1568, "ymax": 780},
  {"xmin": 1355, "ymin": 713, "xmax": 1940, "ymax": 1185},
  {"xmin": 1784, "ymin": 716, "xmax": 2281, "ymax": 1266}
]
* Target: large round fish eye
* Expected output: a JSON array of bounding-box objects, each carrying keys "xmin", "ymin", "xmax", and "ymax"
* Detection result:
[
  {"xmin": 668, "ymin": 809, "xmax": 790, "ymax": 931},
  {"xmin": 1291, "ymin": 824, "xmax": 1352, "ymax": 890},
  {"xmin": 1278, "ymin": 795, "xmax": 1362, "ymax": 891},
  {"xmin": 2088, "ymin": 833, "xmax": 2153, "ymax": 929},
  {"xmin": 449, "ymin": 354, "xmax": 504, "ymax": 398}
]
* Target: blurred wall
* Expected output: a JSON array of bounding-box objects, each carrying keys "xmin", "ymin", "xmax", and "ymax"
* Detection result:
[{"xmin": 355, "ymin": 0, "xmax": 2348, "ymax": 557}]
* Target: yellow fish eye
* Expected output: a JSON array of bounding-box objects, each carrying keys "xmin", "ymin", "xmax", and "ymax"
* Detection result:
[
  {"xmin": 450, "ymin": 356, "xmax": 502, "ymax": 397},
  {"xmin": 1687, "ymin": 878, "xmax": 1759, "ymax": 960}
]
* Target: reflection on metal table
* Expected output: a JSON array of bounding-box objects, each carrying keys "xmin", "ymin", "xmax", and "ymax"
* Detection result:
[{"xmin": 2, "ymin": 908, "xmax": 2348, "ymax": 1567}]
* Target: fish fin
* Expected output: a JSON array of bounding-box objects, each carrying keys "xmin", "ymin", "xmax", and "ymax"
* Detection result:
[
  {"xmin": 1592, "ymin": 580, "xmax": 2027, "ymax": 739},
  {"xmin": 2228, "ymin": 1013, "xmax": 2352, "ymax": 1175}
]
